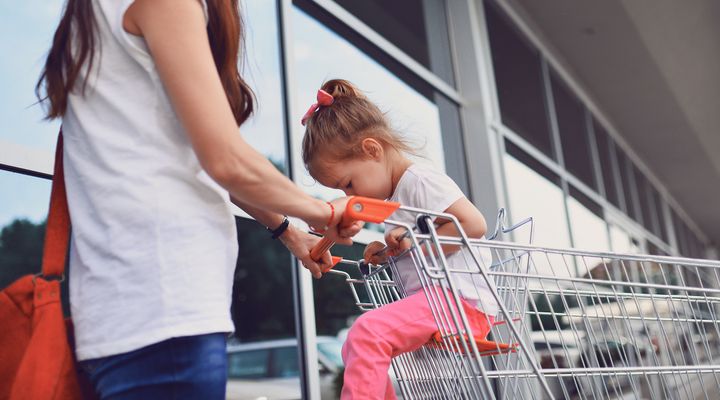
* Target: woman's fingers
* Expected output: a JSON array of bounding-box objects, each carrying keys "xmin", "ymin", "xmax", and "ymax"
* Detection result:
[{"xmin": 300, "ymin": 255, "xmax": 323, "ymax": 279}]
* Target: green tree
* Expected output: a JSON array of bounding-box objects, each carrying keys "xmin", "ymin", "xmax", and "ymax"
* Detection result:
[{"xmin": 0, "ymin": 218, "xmax": 46, "ymax": 289}]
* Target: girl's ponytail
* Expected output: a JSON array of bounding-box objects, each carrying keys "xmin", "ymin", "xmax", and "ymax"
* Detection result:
[
  {"xmin": 302, "ymin": 79, "xmax": 416, "ymax": 166},
  {"xmin": 320, "ymin": 79, "xmax": 365, "ymax": 101}
]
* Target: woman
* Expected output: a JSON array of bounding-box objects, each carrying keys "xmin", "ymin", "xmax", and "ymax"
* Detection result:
[{"xmin": 36, "ymin": 0, "xmax": 355, "ymax": 398}]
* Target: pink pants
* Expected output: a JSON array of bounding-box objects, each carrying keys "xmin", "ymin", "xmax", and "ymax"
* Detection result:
[{"xmin": 340, "ymin": 290, "xmax": 494, "ymax": 399}]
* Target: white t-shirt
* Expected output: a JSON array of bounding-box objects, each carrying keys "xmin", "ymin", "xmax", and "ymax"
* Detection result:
[
  {"xmin": 386, "ymin": 164, "xmax": 499, "ymax": 315},
  {"xmin": 64, "ymin": 0, "xmax": 237, "ymax": 360}
]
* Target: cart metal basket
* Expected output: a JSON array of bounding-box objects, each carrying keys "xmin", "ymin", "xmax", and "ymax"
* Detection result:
[{"xmin": 313, "ymin": 197, "xmax": 720, "ymax": 400}]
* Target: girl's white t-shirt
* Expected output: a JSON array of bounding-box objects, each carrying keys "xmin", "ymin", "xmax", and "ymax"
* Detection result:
[
  {"xmin": 63, "ymin": 0, "xmax": 237, "ymax": 360},
  {"xmin": 386, "ymin": 164, "xmax": 500, "ymax": 315}
]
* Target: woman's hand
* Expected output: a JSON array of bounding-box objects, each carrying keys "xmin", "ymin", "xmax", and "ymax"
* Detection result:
[
  {"xmin": 279, "ymin": 225, "xmax": 332, "ymax": 279},
  {"xmin": 310, "ymin": 197, "xmax": 363, "ymax": 245}
]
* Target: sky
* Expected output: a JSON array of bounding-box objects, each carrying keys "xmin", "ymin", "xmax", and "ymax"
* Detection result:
[
  {"xmin": 0, "ymin": 0, "xmax": 63, "ymax": 168},
  {"xmin": 0, "ymin": 0, "xmax": 62, "ymax": 227}
]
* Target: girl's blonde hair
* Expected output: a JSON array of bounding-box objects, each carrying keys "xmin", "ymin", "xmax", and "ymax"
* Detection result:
[{"xmin": 301, "ymin": 79, "xmax": 415, "ymax": 166}]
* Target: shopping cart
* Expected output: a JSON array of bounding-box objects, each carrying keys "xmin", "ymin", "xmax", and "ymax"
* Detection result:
[{"xmin": 311, "ymin": 197, "xmax": 720, "ymax": 400}]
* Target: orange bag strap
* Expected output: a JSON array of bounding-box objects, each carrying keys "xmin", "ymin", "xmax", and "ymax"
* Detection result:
[{"xmin": 40, "ymin": 131, "xmax": 70, "ymax": 278}]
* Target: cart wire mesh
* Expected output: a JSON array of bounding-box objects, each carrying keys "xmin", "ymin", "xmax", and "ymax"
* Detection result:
[{"xmin": 325, "ymin": 204, "xmax": 720, "ymax": 400}]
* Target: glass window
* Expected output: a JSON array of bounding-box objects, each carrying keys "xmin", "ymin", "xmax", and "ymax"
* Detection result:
[
  {"xmin": 609, "ymin": 225, "xmax": 632, "ymax": 254},
  {"xmin": 241, "ymin": 0, "xmax": 288, "ymax": 173},
  {"xmin": 551, "ymin": 71, "xmax": 595, "ymax": 190},
  {"xmin": 227, "ymin": 349, "xmax": 270, "ymax": 379},
  {"xmin": 0, "ymin": 170, "xmax": 51, "ymax": 289},
  {"xmin": 635, "ymin": 170, "xmax": 657, "ymax": 236},
  {"xmin": 485, "ymin": 2, "xmax": 553, "ymax": 159},
  {"xmin": 567, "ymin": 187, "xmax": 609, "ymax": 253},
  {"xmin": 608, "ymin": 225, "xmax": 645, "ymax": 286},
  {"xmin": 231, "ymin": 217, "xmax": 296, "ymax": 341},
  {"xmin": 671, "ymin": 211, "xmax": 687, "ymax": 256},
  {"xmin": 317, "ymin": 340, "xmax": 344, "ymax": 368},
  {"xmin": 270, "ymin": 346, "xmax": 301, "ymax": 378},
  {"xmin": 651, "ymin": 188, "xmax": 668, "ymax": 243},
  {"xmin": 503, "ymin": 141, "xmax": 572, "ymax": 275},
  {"xmin": 0, "ymin": 1, "xmax": 62, "ymax": 171},
  {"xmin": 593, "ymin": 120, "xmax": 621, "ymax": 209},
  {"xmin": 328, "ymin": 0, "xmax": 455, "ymax": 85},
  {"xmin": 566, "ymin": 187, "xmax": 609, "ymax": 281},
  {"xmin": 291, "ymin": 6, "xmax": 447, "ymax": 201},
  {"xmin": 313, "ymin": 243, "xmax": 365, "ymax": 339},
  {"xmin": 690, "ymin": 229, "xmax": 701, "ymax": 258},
  {"xmin": 681, "ymin": 224, "xmax": 693, "ymax": 258},
  {"xmin": 692, "ymin": 234, "xmax": 705, "ymax": 259},
  {"xmin": 617, "ymin": 151, "xmax": 641, "ymax": 223}
]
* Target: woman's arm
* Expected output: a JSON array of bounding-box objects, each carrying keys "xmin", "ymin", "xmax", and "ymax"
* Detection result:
[
  {"xmin": 124, "ymin": 0, "xmax": 345, "ymax": 235},
  {"xmin": 230, "ymin": 196, "xmax": 361, "ymax": 278}
]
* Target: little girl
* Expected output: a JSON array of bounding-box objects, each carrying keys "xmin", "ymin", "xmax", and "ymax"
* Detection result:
[{"xmin": 301, "ymin": 79, "xmax": 500, "ymax": 399}]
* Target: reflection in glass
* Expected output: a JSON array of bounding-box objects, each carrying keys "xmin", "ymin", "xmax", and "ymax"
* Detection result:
[
  {"xmin": 241, "ymin": 0, "xmax": 287, "ymax": 172},
  {"xmin": 0, "ymin": 1, "xmax": 62, "ymax": 168},
  {"xmin": 231, "ymin": 217, "xmax": 295, "ymax": 341},
  {"xmin": 485, "ymin": 2, "xmax": 553, "ymax": 159},
  {"xmin": 313, "ymin": 243, "xmax": 365, "ymax": 338},
  {"xmin": 671, "ymin": 211, "xmax": 701, "ymax": 258},
  {"xmin": 271, "ymin": 346, "xmax": 301, "ymax": 377},
  {"xmin": 567, "ymin": 187, "xmax": 609, "ymax": 253},
  {"xmin": 291, "ymin": 6, "xmax": 445, "ymax": 201},
  {"xmin": 608, "ymin": 224, "xmax": 643, "ymax": 283},
  {"xmin": 617, "ymin": 151, "xmax": 641, "ymax": 223},
  {"xmin": 609, "ymin": 225, "xmax": 632, "ymax": 254},
  {"xmin": 330, "ymin": 0, "xmax": 455, "ymax": 85},
  {"xmin": 503, "ymin": 145, "xmax": 572, "ymax": 276},
  {"xmin": 671, "ymin": 211, "xmax": 687, "ymax": 256},
  {"xmin": 651, "ymin": 188, "xmax": 668, "ymax": 243},
  {"xmin": 636, "ymin": 171, "xmax": 654, "ymax": 233},
  {"xmin": 228, "ymin": 349, "xmax": 270, "ymax": 379},
  {"xmin": 551, "ymin": 71, "xmax": 595, "ymax": 190},
  {"xmin": 593, "ymin": 120, "xmax": 621, "ymax": 209},
  {"xmin": 0, "ymin": 170, "xmax": 51, "ymax": 289}
]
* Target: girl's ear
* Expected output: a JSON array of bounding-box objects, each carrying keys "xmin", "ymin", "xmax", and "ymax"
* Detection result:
[{"xmin": 360, "ymin": 138, "xmax": 384, "ymax": 160}]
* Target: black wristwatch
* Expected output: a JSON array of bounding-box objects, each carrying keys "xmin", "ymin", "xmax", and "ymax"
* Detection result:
[{"xmin": 267, "ymin": 216, "xmax": 290, "ymax": 239}]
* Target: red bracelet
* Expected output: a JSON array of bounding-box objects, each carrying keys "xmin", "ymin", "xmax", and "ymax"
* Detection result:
[{"xmin": 324, "ymin": 202, "xmax": 335, "ymax": 231}]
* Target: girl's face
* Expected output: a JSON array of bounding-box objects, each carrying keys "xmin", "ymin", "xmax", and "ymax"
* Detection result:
[{"xmin": 308, "ymin": 140, "xmax": 394, "ymax": 199}]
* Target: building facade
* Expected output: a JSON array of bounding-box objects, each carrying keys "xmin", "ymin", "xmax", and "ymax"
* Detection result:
[{"xmin": 1, "ymin": 0, "xmax": 717, "ymax": 398}]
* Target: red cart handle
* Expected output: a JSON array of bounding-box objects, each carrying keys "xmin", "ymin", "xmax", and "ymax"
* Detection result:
[{"xmin": 310, "ymin": 196, "xmax": 400, "ymax": 271}]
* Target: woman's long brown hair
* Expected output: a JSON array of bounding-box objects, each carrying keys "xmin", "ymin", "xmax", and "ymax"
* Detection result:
[{"xmin": 36, "ymin": 0, "xmax": 255, "ymax": 126}]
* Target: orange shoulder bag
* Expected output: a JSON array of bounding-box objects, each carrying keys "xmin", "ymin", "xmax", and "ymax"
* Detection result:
[{"xmin": 0, "ymin": 133, "xmax": 82, "ymax": 399}]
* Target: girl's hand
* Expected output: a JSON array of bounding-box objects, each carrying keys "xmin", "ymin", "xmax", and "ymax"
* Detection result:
[
  {"xmin": 280, "ymin": 226, "xmax": 331, "ymax": 279},
  {"xmin": 385, "ymin": 227, "xmax": 412, "ymax": 257},
  {"xmin": 363, "ymin": 241, "xmax": 387, "ymax": 265}
]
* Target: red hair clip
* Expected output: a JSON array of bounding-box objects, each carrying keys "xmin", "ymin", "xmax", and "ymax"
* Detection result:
[{"xmin": 301, "ymin": 89, "xmax": 334, "ymax": 126}]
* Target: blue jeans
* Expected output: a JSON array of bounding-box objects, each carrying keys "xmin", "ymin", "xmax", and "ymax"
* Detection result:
[{"xmin": 80, "ymin": 333, "xmax": 228, "ymax": 400}]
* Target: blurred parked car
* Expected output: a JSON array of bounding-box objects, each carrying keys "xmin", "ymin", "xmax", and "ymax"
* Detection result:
[{"xmin": 226, "ymin": 336, "xmax": 343, "ymax": 400}]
